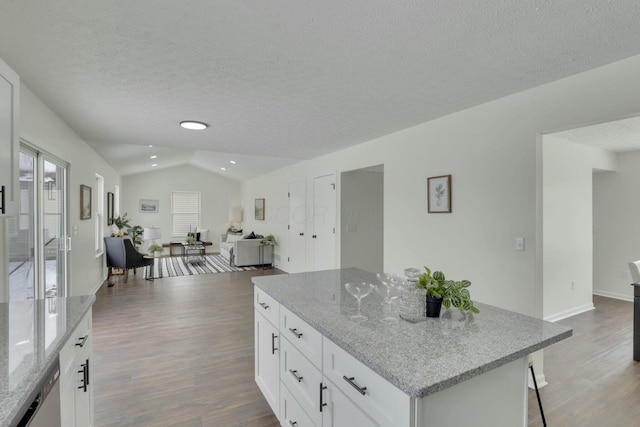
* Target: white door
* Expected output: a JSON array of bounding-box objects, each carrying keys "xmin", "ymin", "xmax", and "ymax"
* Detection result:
[
  {"xmin": 288, "ymin": 180, "xmax": 306, "ymax": 273},
  {"xmin": 312, "ymin": 174, "xmax": 337, "ymax": 271}
]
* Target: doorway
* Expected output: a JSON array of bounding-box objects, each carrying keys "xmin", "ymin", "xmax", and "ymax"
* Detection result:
[
  {"xmin": 8, "ymin": 144, "xmax": 68, "ymax": 300},
  {"xmin": 340, "ymin": 165, "xmax": 384, "ymax": 272}
]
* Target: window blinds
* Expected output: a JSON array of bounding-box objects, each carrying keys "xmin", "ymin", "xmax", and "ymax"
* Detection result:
[{"xmin": 171, "ymin": 191, "xmax": 200, "ymax": 236}]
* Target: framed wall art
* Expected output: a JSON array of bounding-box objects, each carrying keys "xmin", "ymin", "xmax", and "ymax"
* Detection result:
[
  {"xmin": 80, "ymin": 185, "xmax": 92, "ymax": 220},
  {"xmin": 107, "ymin": 192, "xmax": 114, "ymax": 225},
  {"xmin": 427, "ymin": 175, "xmax": 451, "ymax": 213},
  {"xmin": 255, "ymin": 198, "xmax": 265, "ymax": 220},
  {"xmin": 140, "ymin": 199, "xmax": 159, "ymax": 213}
]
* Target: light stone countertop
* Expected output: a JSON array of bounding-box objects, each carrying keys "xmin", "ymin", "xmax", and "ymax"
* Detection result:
[
  {"xmin": 252, "ymin": 268, "xmax": 572, "ymax": 399},
  {"xmin": 0, "ymin": 295, "xmax": 95, "ymax": 427}
]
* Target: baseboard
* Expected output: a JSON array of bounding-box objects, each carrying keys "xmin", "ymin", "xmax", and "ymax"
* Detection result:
[
  {"xmin": 528, "ymin": 372, "xmax": 548, "ymax": 389},
  {"xmin": 544, "ymin": 303, "xmax": 594, "ymax": 322},
  {"xmin": 592, "ymin": 289, "xmax": 633, "ymax": 302}
]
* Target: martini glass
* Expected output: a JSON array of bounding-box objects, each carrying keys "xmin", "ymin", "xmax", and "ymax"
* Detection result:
[
  {"xmin": 375, "ymin": 273, "xmax": 403, "ymax": 323},
  {"xmin": 344, "ymin": 282, "xmax": 374, "ymax": 322}
]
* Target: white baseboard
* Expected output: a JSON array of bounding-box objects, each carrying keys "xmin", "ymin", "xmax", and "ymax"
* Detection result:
[
  {"xmin": 544, "ymin": 303, "xmax": 594, "ymax": 322},
  {"xmin": 528, "ymin": 372, "xmax": 548, "ymax": 389},
  {"xmin": 592, "ymin": 289, "xmax": 633, "ymax": 302}
]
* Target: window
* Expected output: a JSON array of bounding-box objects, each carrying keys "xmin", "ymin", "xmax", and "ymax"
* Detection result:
[
  {"xmin": 95, "ymin": 173, "xmax": 104, "ymax": 255},
  {"xmin": 171, "ymin": 191, "xmax": 200, "ymax": 237}
]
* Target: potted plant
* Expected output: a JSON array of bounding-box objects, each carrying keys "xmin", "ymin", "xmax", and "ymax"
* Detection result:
[
  {"xmin": 148, "ymin": 243, "xmax": 163, "ymax": 257},
  {"xmin": 261, "ymin": 234, "xmax": 277, "ymax": 245},
  {"xmin": 127, "ymin": 225, "xmax": 143, "ymax": 249},
  {"xmin": 185, "ymin": 235, "xmax": 197, "ymax": 244},
  {"xmin": 416, "ymin": 266, "xmax": 479, "ymax": 317},
  {"xmin": 112, "ymin": 213, "xmax": 131, "ymax": 236}
]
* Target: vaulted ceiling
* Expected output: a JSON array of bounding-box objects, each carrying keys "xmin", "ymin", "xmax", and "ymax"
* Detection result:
[{"xmin": 1, "ymin": 1, "xmax": 639, "ymax": 180}]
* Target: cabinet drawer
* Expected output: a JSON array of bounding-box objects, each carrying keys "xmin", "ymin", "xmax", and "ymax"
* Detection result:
[
  {"xmin": 281, "ymin": 382, "xmax": 318, "ymax": 427},
  {"xmin": 280, "ymin": 306, "xmax": 323, "ymax": 369},
  {"xmin": 60, "ymin": 309, "xmax": 92, "ymax": 376},
  {"xmin": 281, "ymin": 338, "xmax": 323, "ymax": 426},
  {"xmin": 322, "ymin": 338, "xmax": 411, "ymax": 427},
  {"xmin": 254, "ymin": 287, "xmax": 279, "ymax": 326}
]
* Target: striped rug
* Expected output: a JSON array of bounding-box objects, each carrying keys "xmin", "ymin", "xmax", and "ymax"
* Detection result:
[{"xmin": 149, "ymin": 254, "xmax": 256, "ymax": 278}]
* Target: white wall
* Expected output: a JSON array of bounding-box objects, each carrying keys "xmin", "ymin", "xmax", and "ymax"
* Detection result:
[
  {"xmin": 242, "ymin": 54, "xmax": 640, "ymax": 318},
  {"xmin": 542, "ymin": 135, "xmax": 616, "ymax": 320},
  {"xmin": 19, "ymin": 84, "xmax": 121, "ymax": 296},
  {"xmin": 341, "ymin": 168, "xmax": 384, "ymax": 272},
  {"xmin": 122, "ymin": 165, "xmax": 242, "ymax": 252},
  {"xmin": 593, "ymin": 150, "xmax": 640, "ymax": 301}
]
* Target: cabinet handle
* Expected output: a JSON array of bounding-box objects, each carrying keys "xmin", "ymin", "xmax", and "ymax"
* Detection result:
[
  {"xmin": 288, "ymin": 328, "xmax": 303, "ymax": 339},
  {"xmin": 299, "ymin": 232, "xmax": 304, "ymax": 236},
  {"xmin": 0, "ymin": 185, "xmax": 4, "ymax": 214},
  {"xmin": 78, "ymin": 362, "xmax": 88, "ymax": 392},
  {"xmin": 85, "ymin": 358, "xmax": 90, "ymax": 386},
  {"xmin": 259, "ymin": 302, "xmax": 269, "ymax": 310},
  {"xmin": 288, "ymin": 421, "xmax": 298, "ymax": 426},
  {"xmin": 271, "ymin": 333, "xmax": 278, "ymax": 355},
  {"xmin": 319, "ymin": 382, "xmax": 328, "ymax": 412},
  {"xmin": 75, "ymin": 334, "xmax": 88, "ymax": 347},
  {"xmin": 343, "ymin": 376, "xmax": 367, "ymax": 395},
  {"xmin": 289, "ymin": 369, "xmax": 304, "ymax": 383}
]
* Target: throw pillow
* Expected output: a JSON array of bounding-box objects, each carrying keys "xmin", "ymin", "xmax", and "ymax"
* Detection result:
[{"xmin": 226, "ymin": 233, "xmax": 243, "ymax": 243}]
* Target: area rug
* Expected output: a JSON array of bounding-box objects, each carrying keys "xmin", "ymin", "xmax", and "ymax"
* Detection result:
[{"xmin": 150, "ymin": 254, "xmax": 256, "ymax": 278}]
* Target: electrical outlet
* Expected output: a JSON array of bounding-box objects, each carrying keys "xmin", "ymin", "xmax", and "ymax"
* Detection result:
[{"xmin": 515, "ymin": 237, "xmax": 525, "ymax": 251}]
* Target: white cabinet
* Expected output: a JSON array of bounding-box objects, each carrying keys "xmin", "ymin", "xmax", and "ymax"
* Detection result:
[
  {"xmin": 320, "ymin": 379, "xmax": 378, "ymax": 427},
  {"xmin": 254, "ymin": 289, "xmax": 280, "ymax": 418},
  {"xmin": 60, "ymin": 309, "xmax": 93, "ymax": 427},
  {"xmin": 0, "ymin": 57, "xmax": 19, "ymax": 217}
]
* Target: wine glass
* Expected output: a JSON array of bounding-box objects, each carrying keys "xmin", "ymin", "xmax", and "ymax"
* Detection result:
[
  {"xmin": 344, "ymin": 282, "xmax": 374, "ymax": 322},
  {"xmin": 376, "ymin": 273, "xmax": 403, "ymax": 324}
]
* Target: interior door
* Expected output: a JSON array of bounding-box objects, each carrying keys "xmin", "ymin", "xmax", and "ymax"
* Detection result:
[
  {"xmin": 312, "ymin": 174, "xmax": 336, "ymax": 271},
  {"xmin": 288, "ymin": 179, "xmax": 306, "ymax": 273}
]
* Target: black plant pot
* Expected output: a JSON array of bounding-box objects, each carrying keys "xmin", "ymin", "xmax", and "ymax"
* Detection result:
[{"xmin": 425, "ymin": 296, "xmax": 443, "ymax": 318}]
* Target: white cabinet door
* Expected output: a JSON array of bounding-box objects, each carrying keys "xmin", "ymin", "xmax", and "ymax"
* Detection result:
[
  {"xmin": 321, "ymin": 378, "xmax": 378, "ymax": 427},
  {"xmin": 312, "ymin": 174, "xmax": 336, "ymax": 271},
  {"xmin": 255, "ymin": 309, "xmax": 280, "ymax": 419},
  {"xmin": 0, "ymin": 57, "xmax": 19, "ymax": 217},
  {"xmin": 288, "ymin": 179, "xmax": 307, "ymax": 273}
]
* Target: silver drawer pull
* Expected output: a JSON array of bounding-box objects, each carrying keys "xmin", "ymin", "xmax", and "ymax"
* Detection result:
[
  {"xmin": 343, "ymin": 376, "xmax": 367, "ymax": 395},
  {"xmin": 289, "ymin": 421, "xmax": 298, "ymax": 426},
  {"xmin": 75, "ymin": 335, "xmax": 88, "ymax": 347},
  {"xmin": 288, "ymin": 327, "xmax": 303, "ymax": 339},
  {"xmin": 259, "ymin": 302, "xmax": 269, "ymax": 310},
  {"xmin": 289, "ymin": 369, "xmax": 304, "ymax": 383}
]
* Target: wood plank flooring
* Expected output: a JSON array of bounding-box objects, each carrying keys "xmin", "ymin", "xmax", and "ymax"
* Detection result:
[{"xmin": 93, "ymin": 271, "xmax": 640, "ymax": 426}]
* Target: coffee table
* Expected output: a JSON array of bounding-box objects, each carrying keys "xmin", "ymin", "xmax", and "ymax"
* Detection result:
[{"xmin": 182, "ymin": 243, "xmax": 206, "ymax": 264}]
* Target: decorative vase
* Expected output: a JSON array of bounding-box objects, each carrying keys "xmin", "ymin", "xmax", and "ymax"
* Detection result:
[
  {"xmin": 399, "ymin": 284, "xmax": 425, "ymax": 323},
  {"xmin": 425, "ymin": 296, "xmax": 443, "ymax": 318}
]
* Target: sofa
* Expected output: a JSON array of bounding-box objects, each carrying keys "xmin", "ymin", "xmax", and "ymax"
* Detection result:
[{"xmin": 220, "ymin": 232, "xmax": 274, "ymax": 267}]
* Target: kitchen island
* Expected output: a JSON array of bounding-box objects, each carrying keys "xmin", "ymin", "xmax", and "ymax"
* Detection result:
[
  {"xmin": 0, "ymin": 295, "xmax": 95, "ymax": 427},
  {"xmin": 253, "ymin": 268, "xmax": 572, "ymax": 427}
]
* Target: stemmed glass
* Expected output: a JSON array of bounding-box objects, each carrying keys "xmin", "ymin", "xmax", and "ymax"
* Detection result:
[
  {"xmin": 375, "ymin": 273, "xmax": 403, "ymax": 324},
  {"xmin": 344, "ymin": 282, "xmax": 374, "ymax": 322}
]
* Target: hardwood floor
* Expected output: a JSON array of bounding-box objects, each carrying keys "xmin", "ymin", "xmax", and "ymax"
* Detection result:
[
  {"xmin": 527, "ymin": 295, "xmax": 640, "ymax": 426},
  {"xmin": 93, "ymin": 272, "xmax": 639, "ymax": 426}
]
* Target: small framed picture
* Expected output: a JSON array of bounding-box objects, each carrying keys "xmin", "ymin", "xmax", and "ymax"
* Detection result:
[
  {"xmin": 107, "ymin": 192, "xmax": 115, "ymax": 225},
  {"xmin": 140, "ymin": 199, "xmax": 159, "ymax": 213},
  {"xmin": 80, "ymin": 185, "xmax": 92, "ymax": 220},
  {"xmin": 255, "ymin": 198, "xmax": 265, "ymax": 220},
  {"xmin": 428, "ymin": 175, "xmax": 452, "ymax": 213}
]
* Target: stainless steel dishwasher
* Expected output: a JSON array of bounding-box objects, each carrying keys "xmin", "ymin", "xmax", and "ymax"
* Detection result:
[{"xmin": 13, "ymin": 359, "xmax": 61, "ymax": 427}]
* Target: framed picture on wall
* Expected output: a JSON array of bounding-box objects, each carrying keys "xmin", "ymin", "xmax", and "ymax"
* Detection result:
[
  {"xmin": 107, "ymin": 192, "xmax": 114, "ymax": 225},
  {"xmin": 140, "ymin": 199, "xmax": 159, "ymax": 213},
  {"xmin": 427, "ymin": 175, "xmax": 452, "ymax": 213},
  {"xmin": 255, "ymin": 198, "xmax": 265, "ymax": 220},
  {"xmin": 80, "ymin": 185, "xmax": 92, "ymax": 220}
]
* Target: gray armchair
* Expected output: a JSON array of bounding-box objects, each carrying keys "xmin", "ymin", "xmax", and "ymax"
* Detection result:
[{"xmin": 104, "ymin": 237, "xmax": 153, "ymax": 287}]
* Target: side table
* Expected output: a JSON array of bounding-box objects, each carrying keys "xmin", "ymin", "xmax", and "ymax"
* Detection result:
[
  {"xmin": 182, "ymin": 243, "xmax": 206, "ymax": 264},
  {"xmin": 258, "ymin": 242, "xmax": 275, "ymax": 270},
  {"xmin": 143, "ymin": 255, "xmax": 163, "ymax": 280}
]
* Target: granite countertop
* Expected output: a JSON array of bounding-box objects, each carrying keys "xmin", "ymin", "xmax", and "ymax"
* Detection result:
[
  {"xmin": 0, "ymin": 295, "xmax": 95, "ymax": 427},
  {"xmin": 252, "ymin": 268, "xmax": 572, "ymax": 399}
]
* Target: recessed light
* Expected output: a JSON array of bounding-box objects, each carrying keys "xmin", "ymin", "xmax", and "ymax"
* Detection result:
[
  {"xmin": 229, "ymin": 160, "xmax": 236, "ymax": 164},
  {"xmin": 152, "ymin": 164, "xmax": 158, "ymax": 167},
  {"xmin": 180, "ymin": 121, "xmax": 208, "ymax": 130},
  {"xmin": 220, "ymin": 167, "xmax": 226, "ymax": 171},
  {"xmin": 150, "ymin": 155, "xmax": 157, "ymax": 159},
  {"xmin": 148, "ymin": 145, "xmax": 153, "ymax": 148}
]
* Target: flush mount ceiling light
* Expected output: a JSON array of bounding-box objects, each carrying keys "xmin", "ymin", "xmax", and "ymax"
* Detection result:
[{"xmin": 180, "ymin": 121, "xmax": 208, "ymax": 130}]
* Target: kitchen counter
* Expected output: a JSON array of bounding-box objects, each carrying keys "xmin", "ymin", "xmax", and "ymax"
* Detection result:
[
  {"xmin": 0, "ymin": 295, "xmax": 95, "ymax": 427},
  {"xmin": 252, "ymin": 268, "xmax": 572, "ymax": 399}
]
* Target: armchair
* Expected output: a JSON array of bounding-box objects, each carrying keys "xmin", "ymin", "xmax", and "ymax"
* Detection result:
[{"xmin": 104, "ymin": 237, "xmax": 153, "ymax": 287}]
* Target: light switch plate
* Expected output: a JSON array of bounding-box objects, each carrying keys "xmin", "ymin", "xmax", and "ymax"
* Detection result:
[{"xmin": 515, "ymin": 237, "xmax": 525, "ymax": 251}]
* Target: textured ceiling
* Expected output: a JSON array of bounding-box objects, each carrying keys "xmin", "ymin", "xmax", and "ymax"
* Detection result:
[
  {"xmin": 0, "ymin": 1, "xmax": 640, "ymax": 179},
  {"xmin": 552, "ymin": 116, "xmax": 640, "ymax": 152}
]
